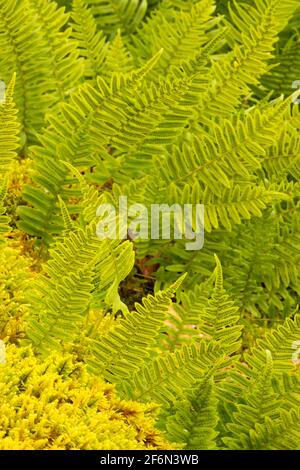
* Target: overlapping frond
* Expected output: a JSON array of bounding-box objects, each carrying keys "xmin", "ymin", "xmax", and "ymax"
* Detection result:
[
  {"xmin": 165, "ymin": 373, "xmax": 219, "ymax": 449},
  {"xmin": 86, "ymin": 0, "xmax": 148, "ymax": 34},
  {"xmin": 29, "ymin": 0, "xmax": 83, "ymax": 101},
  {"xmin": 71, "ymin": 0, "xmax": 107, "ymax": 80},
  {"xmin": 130, "ymin": 0, "xmax": 219, "ymax": 75},
  {"xmin": 200, "ymin": 256, "xmax": 242, "ymax": 355},
  {"xmin": 0, "ymin": 0, "xmax": 82, "ymax": 143},
  {"xmin": 88, "ymin": 274, "xmax": 186, "ymax": 380},
  {"xmin": 18, "ymin": 52, "xmax": 162, "ymax": 242},
  {"xmin": 194, "ymin": 0, "xmax": 299, "ymax": 121},
  {"xmin": 0, "ymin": 74, "xmax": 19, "ymax": 175},
  {"xmin": 27, "ymin": 222, "xmax": 135, "ymax": 352},
  {"xmin": 119, "ymin": 341, "xmax": 224, "ymax": 405}
]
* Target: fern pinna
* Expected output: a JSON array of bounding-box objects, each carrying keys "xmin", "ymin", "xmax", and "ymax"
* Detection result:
[{"xmin": 0, "ymin": 0, "xmax": 299, "ymax": 451}]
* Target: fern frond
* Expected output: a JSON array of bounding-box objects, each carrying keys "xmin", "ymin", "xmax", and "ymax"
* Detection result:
[
  {"xmin": 195, "ymin": 0, "xmax": 299, "ymax": 121},
  {"xmin": 29, "ymin": 0, "xmax": 83, "ymax": 102},
  {"xmin": 103, "ymin": 29, "xmax": 134, "ymax": 76},
  {"xmin": 168, "ymin": 181, "xmax": 288, "ymax": 232},
  {"xmin": 86, "ymin": 0, "xmax": 148, "ymax": 34},
  {"xmin": 157, "ymin": 285, "xmax": 209, "ymax": 352},
  {"xmin": 18, "ymin": 52, "xmax": 163, "ymax": 242},
  {"xmin": 222, "ymin": 350, "xmax": 279, "ymax": 449},
  {"xmin": 221, "ymin": 213, "xmax": 300, "ymax": 317},
  {"xmin": 0, "ymin": 74, "xmax": 19, "ymax": 175},
  {"xmin": 71, "ymin": 0, "xmax": 108, "ymax": 80},
  {"xmin": 119, "ymin": 340, "xmax": 232, "ymax": 405},
  {"xmin": 88, "ymin": 274, "xmax": 186, "ymax": 380},
  {"xmin": 250, "ymin": 408, "xmax": 300, "ymax": 449},
  {"xmin": 222, "ymin": 347, "xmax": 300, "ymax": 449},
  {"xmin": 0, "ymin": 0, "xmax": 82, "ymax": 143},
  {"xmin": 58, "ymin": 195, "xmax": 75, "ymax": 236},
  {"xmin": 27, "ymin": 222, "xmax": 134, "ymax": 352},
  {"xmin": 165, "ymin": 372, "xmax": 219, "ymax": 449},
  {"xmin": 93, "ymin": 238, "xmax": 135, "ymax": 313},
  {"xmin": 246, "ymin": 314, "xmax": 300, "ymax": 373},
  {"xmin": 262, "ymin": 124, "xmax": 300, "ymax": 180},
  {"xmin": 261, "ymin": 39, "xmax": 300, "ymax": 98},
  {"xmin": 157, "ymin": 258, "xmax": 242, "ymax": 355},
  {"xmin": 130, "ymin": 0, "xmax": 219, "ymax": 76},
  {"xmin": 146, "ymin": 97, "xmax": 294, "ymax": 202},
  {"xmin": 199, "ymin": 255, "xmax": 242, "ymax": 355}
]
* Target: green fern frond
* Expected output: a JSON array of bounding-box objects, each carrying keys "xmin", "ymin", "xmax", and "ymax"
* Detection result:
[
  {"xmin": 165, "ymin": 372, "xmax": 219, "ymax": 449},
  {"xmin": 29, "ymin": 0, "xmax": 83, "ymax": 102},
  {"xmin": 58, "ymin": 195, "xmax": 75, "ymax": 235},
  {"xmin": 103, "ymin": 29, "xmax": 134, "ymax": 76},
  {"xmin": 130, "ymin": 0, "xmax": 219, "ymax": 75},
  {"xmin": 88, "ymin": 273, "xmax": 186, "ymax": 379},
  {"xmin": 221, "ymin": 213, "xmax": 300, "ymax": 316},
  {"xmin": 0, "ymin": 73, "xmax": 19, "ymax": 175},
  {"xmin": 199, "ymin": 255, "xmax": 242, "ymax": 355},
  {"xmin": 245, "ymin": 314, "xmax": 300, "ymax": 373},
  {"xmin": 250, "ymin": 408, "xmax": 300, "ymax": 449},
  {"xmin": 0, "ymin": 0, "xmax": 82, "ymax": 143},
  {"xmin": 157, "ymin": 258, "xmax": 242, "ymax": 354},
  {"xmin": 222, "ymin": 350, "xmax": 278, "ymax": 449},
  {"xmin": 221, "ymin": 347, "xmax": 300, "ymax": 449},
  {"xmin": 262, "ymin": 124, "xmax": 300, "ymax": 180},
  {"xmin": 71, "ymin": 0, "xmax": 108, "ymax": 80},
  {"xmin": 86, "ymin": 0, "xmax": 148, "ymax": 34},
  {"xmin": 18, "ymin": 51, "xmax": 163, "ymax": 242},
  {"xmin": 169, "ymin": 181, "xmax": 288, "ymax": 232},
  {"xmin": 146, "ymin": 97, "xmax": 295, "ymax": 202},
  {"xmin": 119, "ymin": 340, "xmax": 231, "ymax": 405},
  {"xmin": 27, "ymin": 222, "xmax": 135, "ymax": 352},
  {"xmin": 260, "ymin": 39, "xmax": 300, "ymax": 98},
  {"xmin": 93, "ymin": 238, "xmax": 135, "ymax": 313},
  {"xmin": 195, "ymin": 0, "xmax": 299, "ymax": 121}
]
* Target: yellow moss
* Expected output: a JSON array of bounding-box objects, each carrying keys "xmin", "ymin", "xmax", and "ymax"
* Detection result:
[
  {"xmin": 0, "ymin": 246, "xmax": 33, "ymax": 342},
  {"xmin": 0, "ymin": 344, "xmax": 175, "ymax": 450}
]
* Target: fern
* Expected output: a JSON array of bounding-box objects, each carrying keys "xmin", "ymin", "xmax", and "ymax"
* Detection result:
[
  {"xmin": 117, "ymin": 258, "xmax": 240, "ymax": 405},
  {"xmin": 194, "ymin": 0, "xmax": 299, "ymax": 121},
  {"xmin": 85, "ymin": 0, "xmax": 148, "ymax": 34},
  {"xmin": 27, "ymin": 223, "xmax": 134, "ymax": 352},
  {"xmin": 129, "ymin": 0, "xmax": 219, "ymax": 75},
  {"xmin": 165, "ymin": 372, "xmax": 219, "ymax": 449},
  {"xmin": 18, "ymin": 51, "xmax": 163, "ymax": 242},
  {"xmin": 118, "ymin": 341, "xmax": 224, "ymax": 405},
  {"xmin": 0, "ymin": 0, "xmax": 82, "ymax": 143},
  {"xmin": 88, "ymin": 274, "xmax": 186, "ymax": 380},
  {"xmin": 0, "ymin": 0, "xmax": 299, "ymax": 451},
  {"xmin": 71, "ymin": 0, "xmax": 107, "ymax": 80},
  {"xmin": 0, "ymin": 74, "xmax": 19, "ymax": 175}
]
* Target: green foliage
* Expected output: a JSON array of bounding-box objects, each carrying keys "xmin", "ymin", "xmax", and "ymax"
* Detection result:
[
  {"xmin": 88, "ymin": 274, "xmax": 186, "ymax": 380},
  {"xmin": 85, "ymin": 0, "xmax": 148, "ymax": 34},
  {"xmin": 0, "ymin": 0, "xmax": 299, "ymax": 451},
  {"xmin": 0, "ymin": 74, "xmax": 19, "ymax": 175},
  {"xmin": 165, "ymin": 372, "xmax": 219, "ymax": 449},
  {"xmin": 27, "ymin": 223, "xmax": 135, "ymax": 352},
  {"xmin": 0, "ymin": 0, "xmax": 82, "ymax": 144}
]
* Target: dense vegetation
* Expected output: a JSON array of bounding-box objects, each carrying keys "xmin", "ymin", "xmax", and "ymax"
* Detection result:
[{"xmin": 0, "ymin": 0, "xmax": 300, "ymax": 450}]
